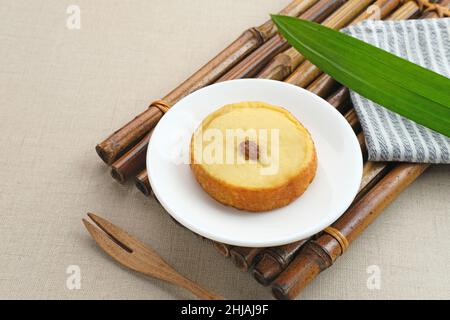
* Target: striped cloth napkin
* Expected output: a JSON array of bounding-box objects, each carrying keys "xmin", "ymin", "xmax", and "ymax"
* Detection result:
[{"xmin": 342, "ymin": 19, "xmax": 450, "ymax": 164}]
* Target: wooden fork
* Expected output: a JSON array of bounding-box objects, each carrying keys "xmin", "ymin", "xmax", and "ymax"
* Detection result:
[{"xmin": 82, "ymin": 213, "xmax": 223, "ymax": 300}]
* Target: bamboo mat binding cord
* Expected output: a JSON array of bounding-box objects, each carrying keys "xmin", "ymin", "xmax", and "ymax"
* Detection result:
[
  {"xmin": 411, "ymin": 0, "xmax": 450, "ymax": 16},
  {"xmin": 151, "ymin": 100, "xmax": 172, "ymax": 114},
  {"xmin": 323, "ymin": 227, "xmax": 349, "ymax": 253}
]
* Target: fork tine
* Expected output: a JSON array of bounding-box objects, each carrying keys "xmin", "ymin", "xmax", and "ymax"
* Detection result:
[
  {"xmin": 87, "ymin": 213, "xmax": 166, "ymax": 265},
  {"xmin": 82, "ymin": 219, "xmax": 141, "ymax": 272},
  {"xmin": 87, "ymin": 213, "xmax": 140, "ymax": 252}
]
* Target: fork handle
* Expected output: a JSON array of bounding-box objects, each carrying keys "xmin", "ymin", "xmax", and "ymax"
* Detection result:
[{"xmin": 170, "ymin": 274, "xmax": 224, "ymax": 300}]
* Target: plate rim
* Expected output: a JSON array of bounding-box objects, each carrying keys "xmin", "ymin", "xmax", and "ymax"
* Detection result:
[{"xmin": 147, "ymin": 78, "xmax": 363, "ymax": 247}]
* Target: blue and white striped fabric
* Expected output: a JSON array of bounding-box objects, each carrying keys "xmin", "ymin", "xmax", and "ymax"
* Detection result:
[{"xmin": 342, "ymin": 19, "xmax": 450, "ymax": 163}]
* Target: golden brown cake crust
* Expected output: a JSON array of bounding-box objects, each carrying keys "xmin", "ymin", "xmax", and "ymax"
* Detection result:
[
  {"xmin": 190, "ymin": 150, "xmax": 317, "ymax": 212},
  {"xmin": 190, "ymin": 102, "xmax": 317, "ymax": 212}
]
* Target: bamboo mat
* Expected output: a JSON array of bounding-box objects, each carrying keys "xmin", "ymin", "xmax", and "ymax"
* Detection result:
[
  {"xmin": 125, "ymin": 0, "xmax": 450, "ymax": 299},
  {"xmin": 0, "ymin": 0, "xmax": 449, "ymax": 299}
]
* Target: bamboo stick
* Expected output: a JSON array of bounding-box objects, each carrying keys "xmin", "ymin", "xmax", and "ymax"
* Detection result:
[
  {"xmin": 135, "ymin": 169, "xmax": 152, "ymax": 197},
  {"xmin": 218, "ymin": 0, "xmax": 345, "ymax": 81},
  {"xmin": 326, "ymin": 86, "xmax": 351, "ymax": 113},
  {"xmin": 111, "ymin": 132, "xmax": 151, "ymax": 184},
  {"xmin": 212, "ymin": 242, "xmax": 234, "ymax": 257},
  {"xmin": 345, "ymin": 108, "xmax": 361, "ymax": 132},
  {"xmin": 357, "ymin": 131, "xmax": 368, "ymax": 158},
  {"xmin": 257, "ymin": 0, "xmax": 379, "ymax": 81},
  {"xmin": 326, "ymin": 86, "xmax": 349, "ymax": 108},
  {"xmin": 257, "ymin": 0, "xmax": 322, "ymax": 41},
  {"xmin": 271, "ymin": 163, "xmax": 428, "ymax": 300},
  {"xmin": 255, "ymin": 46, "xmax": 305, "ymax": 81},
  {"xmin": 253, "ymin": 240, "xmax": 309, "ymax": 286},
  {"xmin": 320, "ymin": 0, "xmax": 375, "ymax": 27},
  {"xmin": 388, "ymin": 0, "xmax": 421, "ymax": 19},
  {"xmin": 230, "ymin": 247, "xmax": 264, "ymax": 271},
  {"xmin": 217, "ymin": 35, "xmax": 289, "ymax": 81},
  {"xmin": 355, "ymin": 161, "xmax": 390, "ymax": 202},
  {"xmin": 307, "ymin": 74, "xmax": 341, "ymax": 99},
  {"xmin": 352, "ymin": 0, "xmax": 402, "ymax": 24},
  {"xmin": 95, "ymin": 0, "xmax": 317, "ymax": 165},
  {"xmin": 306, "ymin": 72, "xmax": 341, "ymax": 98}
]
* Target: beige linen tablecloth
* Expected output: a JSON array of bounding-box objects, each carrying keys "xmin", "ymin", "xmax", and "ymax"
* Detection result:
[{"xmin": 0, "ymin": 0, "xmax": 449, "ymax": 299}]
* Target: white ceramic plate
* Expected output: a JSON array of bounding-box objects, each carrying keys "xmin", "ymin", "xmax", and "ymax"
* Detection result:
[{"xmin": 147, "ymin": 79, "xmax": 363, "ymax": 247}]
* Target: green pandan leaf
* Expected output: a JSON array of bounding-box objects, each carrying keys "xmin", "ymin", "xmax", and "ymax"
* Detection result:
[{"xmin": 272, "ymin": 15, "xmax": 450, "ymax": 137}]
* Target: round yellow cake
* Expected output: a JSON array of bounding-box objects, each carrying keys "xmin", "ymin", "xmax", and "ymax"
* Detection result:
[{"xmin": 190, "ymin": 101, "xmax": 317, "ymax": 212}]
